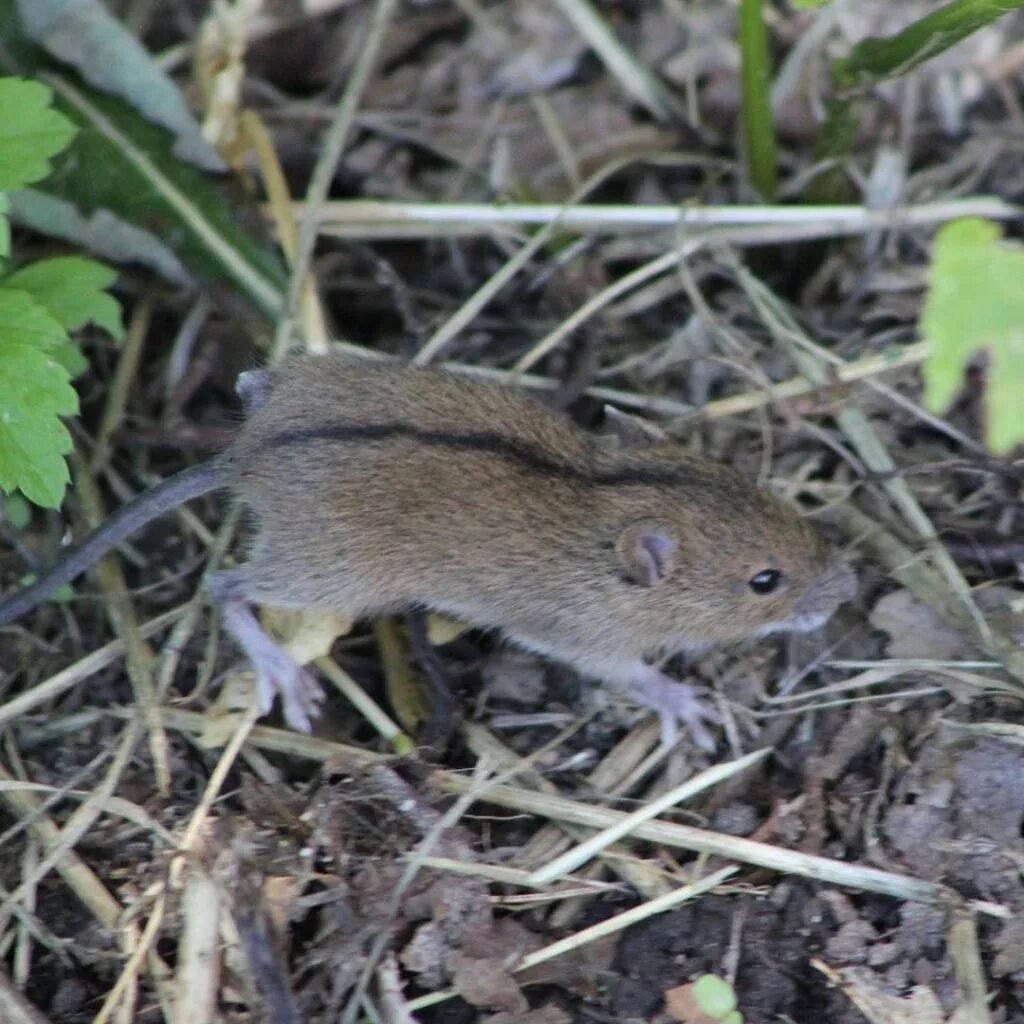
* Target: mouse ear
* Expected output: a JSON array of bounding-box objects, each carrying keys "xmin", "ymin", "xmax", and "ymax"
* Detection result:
[
  {"xmin": 602, "ymin": 406, "xmax": 667, "ymax": 448},
  {"xmin": 236, "ymin": 369, "xmax": 274, "ymax": 413},
  {"xmin": 616, "ymin": 519, "xmax": 678, "ymax": 587}
]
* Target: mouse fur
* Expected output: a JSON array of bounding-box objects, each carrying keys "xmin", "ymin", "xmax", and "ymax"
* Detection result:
[{"xmin": 0, "ymin": 351, "xmax": 856, "ymax": 747}]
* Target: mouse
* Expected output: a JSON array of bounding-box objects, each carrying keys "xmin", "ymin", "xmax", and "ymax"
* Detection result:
[{"xmin": 0, "ymin": 351, "xmax": 857, "ymax": 749}]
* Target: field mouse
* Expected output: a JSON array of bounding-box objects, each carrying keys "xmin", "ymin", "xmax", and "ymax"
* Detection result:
[{"xmin": 0, "ymin": 352, "xmax": 856, "ymax": 748}]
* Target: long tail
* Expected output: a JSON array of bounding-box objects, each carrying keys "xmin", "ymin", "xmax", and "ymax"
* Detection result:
[{"xmin": 0, "ymin": 461, "xmax": 225, "ymax": 625}]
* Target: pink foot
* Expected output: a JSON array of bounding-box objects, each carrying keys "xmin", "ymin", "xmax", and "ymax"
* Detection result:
[
  {"xmin": 247, "ymin": 637, "xmax": 324, "ymax": 733},
  {"xmin": 625, "ymin": 665, "xmax": 722, "ymax": 751},
  {"xmin": 209, "ymin": 571, "xmax": 325, "ymax": 732}
]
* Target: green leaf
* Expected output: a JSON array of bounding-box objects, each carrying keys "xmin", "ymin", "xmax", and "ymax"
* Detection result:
[
  {"xmin": 817, "ymin": 2, "xmax": 1024, "ymax": 203},
  {"xmin": 693, "ymin": 975, "xmax": 738, "ymax": 1018},
  {"xmin": 0, "ymin": 288, "xmax": 77, "ymax": 507},
  {"xmin": 0, "ymin": 76, "xmax": 77, "ymax": 190},
  {"xmin": 0, "ymin": 283, "xmax": 68, "ymax": 350},
  {"xmin": 4, "ymin": 255, "xmax": 123, "ymax": 340},
  {"xmin": 49, "ymin": 340, "xmax": 89, "ymax": 379},
  {"xmin": 833, "ymin": 0, "xmax": 1024, "ymax": 92},
  {"xmin": 922, "ymin": 218, "xmax": 1024, "ymax": 453},
  {"xmin": 0, "ymin": 4, "xmax": 287, "ymax": 318},
  {"xmin": 16, "ymin": 0, "xmax": 224, "ymax": 171}
]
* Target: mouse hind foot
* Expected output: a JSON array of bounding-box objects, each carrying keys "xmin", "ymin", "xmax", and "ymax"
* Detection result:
[
  {"xmin": 621, "ymin": 663, "xmax": 722, "ymax": 752},
  {"xmin": 207, "ymin": 568, "xmax": 324, "ymax": 732}
]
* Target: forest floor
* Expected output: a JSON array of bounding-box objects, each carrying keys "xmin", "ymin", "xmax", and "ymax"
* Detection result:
[{"xmin": 2, "ymin": 2, "xmax": 1024, "ymax": 1023}]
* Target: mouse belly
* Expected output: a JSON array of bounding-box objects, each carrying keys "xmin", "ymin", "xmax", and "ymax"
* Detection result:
[{"xmin": 216, "ymin": 539, "xmax": 723, "ymax": 749}]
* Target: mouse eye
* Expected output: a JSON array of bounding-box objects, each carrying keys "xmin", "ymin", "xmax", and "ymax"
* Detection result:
[{"xmin": 749, "ymin": 569, "xmax": 782, "ymax": 595}]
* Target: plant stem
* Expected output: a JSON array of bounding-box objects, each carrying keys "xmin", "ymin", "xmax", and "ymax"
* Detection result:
[{"xmin": 738, "ymin": 0, "xmax": 777, "ymax": 201}]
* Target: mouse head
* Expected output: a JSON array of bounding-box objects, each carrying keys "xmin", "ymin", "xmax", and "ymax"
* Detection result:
[
  {"xmin": 614, "ymin": 505, "xmax": 856, "ymax": 646},
  {"xmin": 600, "ymin": 410, "xmax": 857, "ymax": 650}
]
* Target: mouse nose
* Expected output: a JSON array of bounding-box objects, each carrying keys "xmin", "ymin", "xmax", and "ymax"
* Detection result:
[{"xmin": 794, "ymin": 564, "xmax": 858, "ymax": 619}]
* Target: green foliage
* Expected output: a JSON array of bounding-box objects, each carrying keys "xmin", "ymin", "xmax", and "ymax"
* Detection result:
[
  {"xmin": 738, "ymin": 0, "xmax": 1024, "ymax": 204},
  {"xmin": 0, "ymin": 76, "xmax": 123, "ymax": 508},
  {"xmin": 0, "ymin": 291, "xmax": 77, "ymax": 507},
  {"xmin": 0, "ymin": 0, "xmax": 287, "ymax": 511},
  {"xmin": 922, "ymin": 218, "xmax": 1024, "ymax": 453},
  {"xmin": 5, "ymin": 257, "xmax": 123, "ymax": 339},
  {"xmin": 0, "ymin": 0, "xmax": 287, "ymax": 317},
  {"xmin": 693, "ymin": 975, "xmax": 742, "ymax": 1022},
  {"xmin": 0, "ymin": 77, "xmax": 77, "ymax": 190},
  {"xmin": 15, "ymin": 0, "xmax": 221, "ymax": 169},
  {"xmin": 813, "ymin": 0, "xmax": 1024, "ymax": 200},
  {"xmin": 0, "ymin": 77, "xmax": 76, "ymax": 254},
  {"xmin": 832, "ymin": 0, "xmax": 1024, "ymax": 92}
]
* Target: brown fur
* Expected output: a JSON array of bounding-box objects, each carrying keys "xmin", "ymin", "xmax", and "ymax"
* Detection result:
[
  {"xmin": 0, "ymin": 351, "xmax": 855, "ymax": 739},
  {"xmin": 224, "ymin": 353, "xmax": 854, "ymax": 688}
]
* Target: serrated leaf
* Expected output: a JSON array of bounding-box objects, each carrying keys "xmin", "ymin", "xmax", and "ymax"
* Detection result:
[
  {"xmin": 0, "ymin": 346, "xmax": 77, "ymax": 508},
  {"xmin": 5, "ymin": 255, "xmax": 123, "ymax": 340},
  {"xmin": 0, "ymin": 398, "xmax": 75, "ymax": 507},
  {"xmin": 0, "ymin": 77, "xmax": 77, "ymax": 190},
  {"xmin": 921, "ymin": 218, "xmax": 1024, "ymax": 453},
  {"xmin": 0, "ymin": 288, "xmax": 76, "ymax": 506},
  {"xmin": 0, "ymin": 4, "xmax": 286, "ymax": 317},
  {"xmin": 0, "ymin": 284, "xmax": 69, "ymax": 350},
  {"xmin": 16, "ymin": 0, "xmax": 224, "ymax": 172},
  {"xmin": 49, "ymin": 340, "xmax": 89, "ymax": 378}
]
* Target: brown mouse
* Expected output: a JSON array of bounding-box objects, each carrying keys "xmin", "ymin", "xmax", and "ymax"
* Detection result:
[{"xmin": 0, "ymin": 352, "xmax": 856, "ymax": 748}]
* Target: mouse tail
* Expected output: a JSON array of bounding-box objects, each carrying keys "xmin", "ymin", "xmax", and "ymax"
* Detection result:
[{"xmin": 0, "ymin": 460, "xmax": 225, "ymax": 626}]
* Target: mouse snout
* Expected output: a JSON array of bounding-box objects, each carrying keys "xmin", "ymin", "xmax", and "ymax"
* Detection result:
[
  {"xmin": 794, "ymin": 563, "xmax": 858, "ymax": 620},
  {"xmin": 829, "ymin": 564, "xmax": 858, "ymax": 604}
]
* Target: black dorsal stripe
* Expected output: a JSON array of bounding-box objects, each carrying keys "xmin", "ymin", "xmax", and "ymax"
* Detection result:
[{"xmin": 257, "ymin": 422, "xmax": 713, "ymax": 488}]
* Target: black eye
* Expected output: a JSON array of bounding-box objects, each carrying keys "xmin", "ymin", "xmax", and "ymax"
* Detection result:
[{"xmin": 749, "ymin": 569, "xmax": 782, "ymax": 595}]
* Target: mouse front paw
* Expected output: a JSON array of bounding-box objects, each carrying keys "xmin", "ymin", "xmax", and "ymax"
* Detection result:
[{"xmin": 623, "ymin": 665, "xmax": 722, "ymax": 751}]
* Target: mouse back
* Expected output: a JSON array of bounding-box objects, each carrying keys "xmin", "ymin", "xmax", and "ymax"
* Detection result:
[
  {"xmin": 219, "ymin": 352, "xmax": 854, "ymax": 671},
  {"xmin": 231, "ymin": 353, "xmax": 592, "ymax": 466}
]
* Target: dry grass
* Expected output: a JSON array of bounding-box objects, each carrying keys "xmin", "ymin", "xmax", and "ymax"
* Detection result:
[{"xmin": 1, "ymin": 1, "xmax": 1023, "ymax": 1022}]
